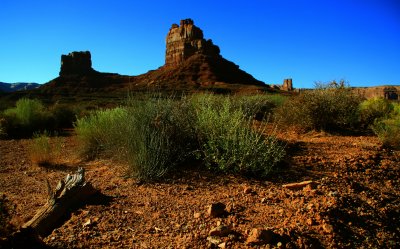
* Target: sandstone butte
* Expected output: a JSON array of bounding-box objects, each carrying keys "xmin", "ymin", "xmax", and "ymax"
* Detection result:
[{"xmin": 40, "ymin": 18, "xmax": 271, "ymax": 95}]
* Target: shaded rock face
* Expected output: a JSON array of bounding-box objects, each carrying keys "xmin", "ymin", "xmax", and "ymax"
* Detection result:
[
  {"xmin": 165, "ymin": 19, "xmax": 221, "ymax": 67},
  {"xmin": 353, "ymin": 86, "xmax": 400, "ymax": 100},
  {"xmin": 60, "ymin": 51, "xmax": 94, "ymax": 76}
]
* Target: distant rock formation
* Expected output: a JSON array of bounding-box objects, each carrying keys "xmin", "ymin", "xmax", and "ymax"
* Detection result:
[
  {"xmin": 165, "ymin": 19, "xmax": 220, "ymax": 67},
  {"xmin": 282, "ymin": 78, "xmax": 293, "ymax": 91},
  {"xmin": 141, "ymin": 18, "xmax": 265, "ymax": 87},
  {"xmin": 40, "ymin": 19, "xmax": 267, "ymax": 95},
  {"xmin": 0, "ymin": 82, "xmax": 40, "ymax": 92},
  {"xmin": 59, "ymin": 51, "xmax": 95, "ymax": 76},
  {"xmin": 353, "ymin": 86, "xmax": 400, "ymax": 100}
]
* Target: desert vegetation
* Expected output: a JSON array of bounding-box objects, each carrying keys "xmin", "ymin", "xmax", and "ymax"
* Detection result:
[
  {"xmin": 0, "ymin": 98, "xmax": 77, "ymax": 138},
  {"xmin": 1, "ymin": 85, "xmax": 399, "ymax": 248},
  {"xmin": 27, "ymin": 131, "xmax": 64, "ymax": 166},
  {"xmin": 75, "ymin": 93, "xmax": 286, "ymax": 181},
  {"xmin": 276, "ymin": 81, "xmax": 363, "ymax": 132}
]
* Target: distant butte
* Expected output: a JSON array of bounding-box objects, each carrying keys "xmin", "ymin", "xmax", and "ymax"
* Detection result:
[
  {"xmin": 40, "ymin": 18, "xmax": 268, "ymax": 94},
  {"xmin": 135, "ymin": 18, "xmax": 265, "ymax": 87},
  {"xmin": 59, "ymin": 51, "xmax": 96, "ymax": 76}
]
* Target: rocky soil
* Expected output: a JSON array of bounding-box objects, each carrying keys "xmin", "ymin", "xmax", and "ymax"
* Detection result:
[{"xmin": 0, "ymin": 130, "xmax": 399, "ymax": 248}]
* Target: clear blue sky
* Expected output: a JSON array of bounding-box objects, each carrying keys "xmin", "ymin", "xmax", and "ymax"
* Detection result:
[{"xmin": 1, "ymin": 0, "xmax": 399, "ymax": 88}]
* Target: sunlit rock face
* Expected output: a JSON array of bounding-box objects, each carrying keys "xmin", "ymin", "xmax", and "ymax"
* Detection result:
[
  {"xmin": 59, "ymin": 51, "xmax": 94, "ymax": 76},
  {"xmin": 165, "ymin": 19, "xmax": 220, "ymax": 68}
]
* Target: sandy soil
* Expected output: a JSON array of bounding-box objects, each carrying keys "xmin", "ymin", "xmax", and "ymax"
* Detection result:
[{"xmin": 0, "ymin": 130, "xmax": 399, "ymax": 248}]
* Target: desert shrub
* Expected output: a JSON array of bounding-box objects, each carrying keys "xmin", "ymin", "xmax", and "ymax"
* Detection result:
[
  {"xmin": 232, "ymin": 94, "xmax": 287, "ymax": 120},
  {"xmin": 359, "ymin": 97, "xmax": 393, "ymax": 128},
  {"xmin": 28, "ymin": 131, "xmax": 63, "ymax": 166},
  {"xmin": 2, "ymin": 98, "xmax": 53, "ymax": 137},
  {"xmin": 372, "ymin": 103, "xmax": 400, "ymax": 149},
  {"xmin": 123, "ymin": 95, "xmax": 197, "ymax": 181},
  {"xmin": 276, "ymin": 81, "xmax": 362, "ymax": 132},
  {"xmin": 74, "ymin": 107, "xmax": 128, "ymax": 159},
  {"xmin": 192, "ymin": 94, "xmax": 285, "ymax": 177},
  {"xmin": 75, "ymin": 93, "xmax": 286, "ymax": 181},
  {"xmin": 49, "ymin": 104, "xmax": 77, "ymax": 129}
]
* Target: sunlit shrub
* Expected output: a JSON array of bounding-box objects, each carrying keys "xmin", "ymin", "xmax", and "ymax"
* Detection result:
[
  {"xmin": 359, "ymin": 97, "xmax": 393, "ymax": 128},
  {"xmin": 276, "ymin": 81, "xmax": 362, "ymax": 132},
  {"xmin": 192, "ymin": 94, "xmax": 285, "ymax": 176},
  {"xmin": 372, "ymin": 103, "xmax": 400, "ymax": 149},
  {"xmin": 74, "ymin": 107, "xmax": 128, "ymax": 159},
  {"xmin": 74, "ymin": 93, "xmax": 286, "ymax": 181},
  {"xmin": 231, "ymin": 94, "xmax": 287, "ymax": 120}
]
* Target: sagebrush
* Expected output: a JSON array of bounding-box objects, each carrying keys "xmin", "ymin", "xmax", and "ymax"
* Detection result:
[
  {"xmin": 276, "ymin": 81, "xmax": 362, "ymax": 132},
  {"xmin": 74, "ymin": 93, "xmax": 286, "ymax": 181}
]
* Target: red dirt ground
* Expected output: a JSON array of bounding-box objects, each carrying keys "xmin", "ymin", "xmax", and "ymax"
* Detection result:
[{"xmin": 1, "ymin": 130, "xmax": 399, "ymax": 248}]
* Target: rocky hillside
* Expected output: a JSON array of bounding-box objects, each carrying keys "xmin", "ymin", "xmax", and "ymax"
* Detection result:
[
  {"xmin": 0, "ymin": 82, "xmax": 40, "ymax": 92},
  {"xmin": 38, "ymin": 19, "xmax": 268, "ymax": 95}
]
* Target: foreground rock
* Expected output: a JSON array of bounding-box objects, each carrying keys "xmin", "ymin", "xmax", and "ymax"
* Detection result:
[
  {"xmin": 207, "ymin": 202, "xmax": 227, "ymax": 217},
  {"xmin": 246, "ymin": 228, "xmax": 276, "ymax": 245}
]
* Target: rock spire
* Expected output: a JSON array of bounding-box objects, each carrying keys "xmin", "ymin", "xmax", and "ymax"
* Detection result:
[
  {"xmin": 165, "ymin": 19, "xmax": 220, "ymax": 67},
  {"xmin": 59, "ymin": 51, "xmax": 94, "ymax": 76}
]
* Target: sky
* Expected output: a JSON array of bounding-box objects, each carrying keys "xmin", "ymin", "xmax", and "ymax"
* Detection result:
[{"xmin": 1, "ymin": 0, "xmax": 399, "ymax": 88}]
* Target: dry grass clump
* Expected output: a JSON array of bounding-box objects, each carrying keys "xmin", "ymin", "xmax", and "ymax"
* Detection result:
[{"xmin": 28, "ymin": 132, "xmax": 63, "ymax": 166}]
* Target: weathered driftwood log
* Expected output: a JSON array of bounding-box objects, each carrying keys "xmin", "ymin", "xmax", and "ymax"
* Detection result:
[
  {"xmin": 22, "ymin": 167, "xmax": 97, "ymax": 237},
  {"xmin": 282, "ymin": 180, "xmax": 316, "ymax": 190}
]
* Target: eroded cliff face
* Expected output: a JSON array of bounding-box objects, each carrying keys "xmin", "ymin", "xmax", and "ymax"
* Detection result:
[
  {"xmin": 165, "ymin": 19, "xmax": 220, "ymax": 67},
  {"xmin": 59, "ymin": 51, "xmax": 94, "ymax": 76}
]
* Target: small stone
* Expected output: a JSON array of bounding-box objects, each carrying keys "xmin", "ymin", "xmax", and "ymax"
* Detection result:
[
  {"xmin": 209, "ymin": 225, "xmax": 231, "ymax": 237},
  {"xmin": 243, "ymin": 186, "xmax": 253, "ymax": 194},
  {"xmin": 83, "ymin": 219, "xmax": 92, "ymax": 227},
  {"xmin": 207, "ymin": 236, "xmax": 222, "ymax": 245},
  {"xmin": 194, "ymin": 212, "xmax": 201, "ymax": 219},
  {"xmin": 218, "ymin": 242, "xmax": 227, "ymax": 248},
  {"xmin": 322, "ymin": 223, "xmax": 334, "ymax": 234},
  {"xmin": 261, "ymin": 198, "xmax": 268, "ymax": 203},
  {"xmin": 246, "ymin": 228, "xmax": 275, "ymax": 245},
  {"xmin": 207, "ymin": 202, "xmax": 226, "ymax": 217}
]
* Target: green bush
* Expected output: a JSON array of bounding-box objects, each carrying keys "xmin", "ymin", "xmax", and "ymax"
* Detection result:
[
  {"xmin": 372, "ymin": 103, "xmax": 400, "ymax": 149},
  {"xmin": 2, "ymin": 98, "xmax": 54, "ymax": 137},
  {"xmin": 231, "ymin": 94, "xmax": 287, "ymax": 120},
  {"xmin": 0, "ymin": 99, "xmax": 80, "ymax": 138},
  {"xmin": 74, "ymin": 93, "xmax": 286, "ymax": 181},
  {"xmin": 123, "ymin": 95, "xmax": 197, "ymax": 181},
  {"xmin": 74, "ymin": 107, "xmax": 128, "ymax": 159},
  {"xmin": 276, "ymin": 81, "xmax": 362, "ymax": 132},
  {"xmin": 50, "ymin": 104, "xmax": 77, "ymax": 129},
  {"xmin": 359, "ymin": 97, "xmax": 393, "ymax": 128},
  {"xmin": 192, "ymin": 94, "xmax": 285, "ymax": 177}
]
